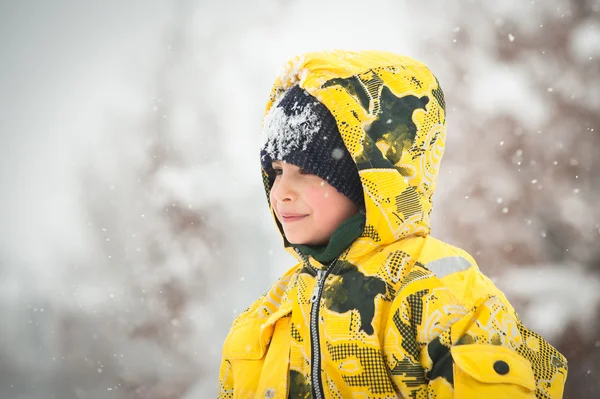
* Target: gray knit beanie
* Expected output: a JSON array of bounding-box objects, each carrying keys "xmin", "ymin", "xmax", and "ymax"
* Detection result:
[{"xmin": 260, "ymin": 85, "xmax": 364, "ymax": 208}]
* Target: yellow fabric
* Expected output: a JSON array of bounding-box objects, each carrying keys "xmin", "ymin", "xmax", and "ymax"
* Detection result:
[
  {"xmin": 451, "ymin": 345, "xmax": 536, "ymax": 391},
  {"xmin": 219, "ymin": 51, "xmax": 567, "ymax": 399}
]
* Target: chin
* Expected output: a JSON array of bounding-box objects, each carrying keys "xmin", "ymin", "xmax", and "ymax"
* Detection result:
[
  {"xmin": 285, "ymin": 233, "xmax": 311, "ymax": 245},
  {"xmin": 287, "ymin": 236, "xmax": 307, "ymax": 245},
  {"xmin": 289, "ymin": 236, "xmax": 326, "ymax": 246},
  {"xmin": 284, "ymin": 229, "xmax": 327, "ymax": 246}
]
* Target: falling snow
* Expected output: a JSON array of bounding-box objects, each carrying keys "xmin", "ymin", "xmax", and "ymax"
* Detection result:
[{"xmin": 1, "ymin": 1, "xmax": 598, "ymax": 398}]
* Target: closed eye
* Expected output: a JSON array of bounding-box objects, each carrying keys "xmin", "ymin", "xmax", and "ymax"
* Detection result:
[{"xmin": 271, "ymin": 166, "xmax": 313, "ymax": 177}]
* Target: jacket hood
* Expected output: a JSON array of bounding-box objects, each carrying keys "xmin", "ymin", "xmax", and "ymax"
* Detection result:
[{"xmin": 261, "ymin": 50, "xmax": 447, "ymax": 253}]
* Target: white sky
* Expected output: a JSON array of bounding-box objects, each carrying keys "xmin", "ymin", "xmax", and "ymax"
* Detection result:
[{"xmin": 0, "ymin": 1, "xmax": 172, "ymax": 266}]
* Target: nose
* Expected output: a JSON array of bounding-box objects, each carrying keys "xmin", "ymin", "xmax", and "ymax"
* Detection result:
[{"xmin": 270, "ymin": 173, "xmax": 296, "ymax": 203}]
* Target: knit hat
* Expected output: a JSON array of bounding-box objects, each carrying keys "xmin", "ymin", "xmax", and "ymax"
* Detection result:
[{"xmin": 260, "ymin": 85, "xmax": 364, "ymax": 208}]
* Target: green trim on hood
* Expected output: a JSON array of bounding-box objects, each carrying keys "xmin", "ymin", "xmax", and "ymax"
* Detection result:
[{"xmin": 292, "ymin": 212, "xmax": 365, "ymax": 264}]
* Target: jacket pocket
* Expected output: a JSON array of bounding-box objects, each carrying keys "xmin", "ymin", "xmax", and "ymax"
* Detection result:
[
  {"xmin": 223, "ymin": 318, "xmax": 268, "ymax": 360},
  {"xmin": 451, "ymin": 344, "xmax": 536, "ymax": 399},
  {"xmin": 222, "ymin": 307, "xmax": 292, "ymax": 399},
  {"xmin": 223, "ymin": 304, "xmax": 292, "ymax": 360}
]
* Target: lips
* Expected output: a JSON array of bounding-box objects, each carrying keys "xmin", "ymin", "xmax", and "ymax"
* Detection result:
[{"xmin": 280, "ymin": 213, "xmax": 308, "ymax": 223}]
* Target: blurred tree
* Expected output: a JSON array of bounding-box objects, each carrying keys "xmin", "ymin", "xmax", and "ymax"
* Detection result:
[{"xmin": 63, "ymin": 2, "xmax": 235, "ymax": 397}]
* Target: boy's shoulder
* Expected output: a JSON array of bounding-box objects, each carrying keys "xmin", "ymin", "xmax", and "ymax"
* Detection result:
[
  {"xmin": 230, "ymin": 262, "xmax": 302, "ymax": 326},
  {"xmin": 385, "ymin": 235, "xmax": 516, "ymax": 313}
]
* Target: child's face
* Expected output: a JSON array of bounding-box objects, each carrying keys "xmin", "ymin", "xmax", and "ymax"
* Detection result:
[{"xmin": 269, "ymin": 161, "xmax": 359, "ymax": 246}]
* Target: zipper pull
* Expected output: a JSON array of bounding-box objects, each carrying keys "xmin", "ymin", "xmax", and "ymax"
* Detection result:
[{"xmin": 310, "ymin": 269, "xmax": 325, "ymax": 303}]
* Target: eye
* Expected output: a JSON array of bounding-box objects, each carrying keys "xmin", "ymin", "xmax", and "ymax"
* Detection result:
[
  {"xmin": 299, "ymin": 168, "xmax": 312, "ymax": 175},
  {"xmin": 272, "ymin": 168, "xmax": 283, "ymax": 176}
]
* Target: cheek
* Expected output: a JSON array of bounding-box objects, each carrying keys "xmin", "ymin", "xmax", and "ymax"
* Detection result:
[
  {"xmin": 305, "ymin": 185, "xmax": 358, "ymax": 229},
  {"xmin": 305, "ymin": 186, "xmax": 338, "ymax": 215}
]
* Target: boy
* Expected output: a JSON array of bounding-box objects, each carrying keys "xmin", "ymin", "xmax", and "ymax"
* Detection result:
[{"xmin": 218, "ymin": 51, "xmax": 567, "ymax": 399}]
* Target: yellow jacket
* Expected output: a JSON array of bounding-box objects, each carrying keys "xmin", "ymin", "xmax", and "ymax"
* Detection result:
[{"xmin": 218, "ymin": 51, "xmax": 567, "ymax": 399}]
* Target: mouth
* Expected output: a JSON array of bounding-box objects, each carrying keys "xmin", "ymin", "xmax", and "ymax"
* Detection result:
[{"xmin": 280, "ymin": 213, "xmax": 308, "ymax": 223}]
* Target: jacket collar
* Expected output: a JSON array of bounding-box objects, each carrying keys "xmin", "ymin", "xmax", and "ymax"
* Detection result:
[{"xmin": 292, "ymin": 211, "xmax": 365, "ymax": 265}]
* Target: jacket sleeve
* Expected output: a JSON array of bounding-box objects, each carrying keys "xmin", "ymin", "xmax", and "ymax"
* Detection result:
[{"xmin": 383, "ymin": 264, "xmax": 568, "ymax": 399}]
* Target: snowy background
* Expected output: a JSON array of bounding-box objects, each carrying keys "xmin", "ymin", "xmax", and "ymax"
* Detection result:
[{"xmin": 0, "ymin": 0, "xmax": 598, "ymax": 398}]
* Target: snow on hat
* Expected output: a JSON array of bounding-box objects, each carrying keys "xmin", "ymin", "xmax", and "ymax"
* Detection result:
[{"xmin": 260, "ymin": 85, "xmax": 365, "ymax": 208}]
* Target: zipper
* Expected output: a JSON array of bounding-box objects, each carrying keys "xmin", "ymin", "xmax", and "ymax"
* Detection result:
[
  {"xmin": 310, "ymin": 256, "xmax": 343, "ymax": 399},
  {"xmin": 309, "ymin": 266, "xmax": 327, "ymax": 399},
  {"xmin": 294, "ymin": 249, "xmax": 341, "ymax": 399}
]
